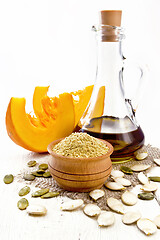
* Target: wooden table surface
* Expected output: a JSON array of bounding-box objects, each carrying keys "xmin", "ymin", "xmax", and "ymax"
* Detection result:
[{"xmin": 1, "ymin": 109, "xmax": 160, "ymax": 240}]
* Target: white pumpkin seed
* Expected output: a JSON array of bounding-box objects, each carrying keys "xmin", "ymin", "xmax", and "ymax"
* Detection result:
[
  {"xmin": 114, "ymin": 177, "xmax": 131, "ymax": 187},
  {"xmin": 141, "ymin": 182, "xmax": 158, "ymax": 192},
  {"xmin": 104, "ymin": 182, "xmax": 125, "ymax": 191},
  {"xmin": 135, "ymin": 152, "xmax": 148, "ymax": 160},
  {"xmin": 111, "ymin": 170, "xmax": 124, "ymax": 178},
  {"xmin": 89, "ymin": 189, "xmax": 105, "ymax": 201},
  {"xmin": 137, "ymin": 218, "xmax": 157, "ymax": 235},
  {"xmin": 27, "ymin": 204, "xmax": 47, "ymax": 216},
  {"xmin": 122, "ymin": 211, "xmax": 141, "ymax": 224},
  {"xmin": 131, "ymin": 164, "xmax": 151, "ymax": 172},
  {"xmin": 154, "ymin": 215, "xmax": 160, "ymax": 228},
  {"xmin": 83, "ymin": 204, "xmax": 101, "ymax": 217},
  {"xmin": 60, "ymin": 199, "xmax": 84, "ymax": 211},
  {"xmin": 97, "ymin": 211, "xmax": 115, "ymax": 227},
  {"xmin": 154, "ymin": 159, "xmax": 160, "ymax": 166},
  {"xmin": 121, "ymin": 191, "xmax": 138, "ymax": 206},
  {"xmin": 107, "ymin": 197, "xmax": 125, "ymax": 214},
  {"xmin": 138, "ymin": 172, "xmax": 149, "ymax": 185}
]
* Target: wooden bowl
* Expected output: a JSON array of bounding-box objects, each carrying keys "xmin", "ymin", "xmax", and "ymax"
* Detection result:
[{"xmin": 47, "ymin": 138, "xmax": 113, "ymax": 192}]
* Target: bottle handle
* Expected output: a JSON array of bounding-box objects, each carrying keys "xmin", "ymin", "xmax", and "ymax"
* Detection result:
[{"xmin": 123, "ymin": 58, "xmax": 148, "ymax": 113}]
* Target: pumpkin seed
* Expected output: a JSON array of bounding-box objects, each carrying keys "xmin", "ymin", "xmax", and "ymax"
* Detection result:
[
  {"xmin": 32, "ymin": 188, "xmax": 50, "ymax": 197},
  {"xmin": 39, "ymin": 164, "xmax": 48, "ymax": 170},
  {"xmin": 36, "ymin": 169, "xmax": 45, "ymax": 174},
  {"xmin": 107, "ymin": 197, "xmax": 125, "ymax": 214},
  {"xmin": 135, "ymin": 152, "xmax": 148, "ymax": 160},
  {"xmin": 121, "ymin": 191, "xmax": 138, "ymax": 206},
  {"xmin": 60, "ymin": 199, "xmax": 84, "ymax": 211},
  {"xmin": 138, "ymin": 192, "xmax": 154, "ymax": 200},
  {"xmin": 97, "ymin": 211, "xmax": 115, "ymax": 227},
  {"xmin": 149, "ymin": 176, "xmax": 160, "ymax": 182},
  {"xmin": 120, "ymin": 166, "xmax": 133, "ymax": 175},
  {"xmin": 27, "ymin": 160, "xmax": 37, "ymax": 167},
  {"xmin": 41, "ymin": 192, "xmax": 60, "ymax": 199},
  {"xmin": 104, "ymin": 181, "xmax": 125, "ymax": 191},
  {"xmin": 140, "ymin": 182, "xmax": 158, "ymax": 192},
  {"xmin": 23, "ymin": 174, "xmax": 35, "ymax": 181},
  {"xmin": 27, "ymin": 204, "xmax": 47, "ymax": 216},
  {"xmin": 43, "ymin": 171, "xmax": 51, "ymax": 178},
  {"xmin": 19, "ymin": 186, "xmax": 31, "ymax": 196},
  {"xmin": 31, "ymin": 171, "xmax": 44, "ymax": 177},
  {"xmin": 122, "ymin": 211, "xmax": 141, "ymax": 225},
  {"xmin": 137, "ymin": 218, "xmax": 157, "ymax": 235},
  {"xmin": 89, "ymin": 189, "xmax": 105, "ymax": 201},
  {"xmin": 114, "ymin": 177, "xmax": 131, "ymax": 187},
  {"xmin": 138, "ymin": 172, "xmax": 149, "ymax": 185},
  {"xmin": 83, "ymin": 204, "xmax": 101, "ymax": 217},
  {"xmin": 131, "ymin": 164, "xmax": 151, "ymax": 172},
  {"xmin": 3, "ymin": 174, "xmax": 14, "ymax": 184},
  {"xmin": 17, "ymin": 198, "xmax": 29, "ymax": 210},
  {"xmin": 111, "ymin": 170, "xmax": 124, "ymax": 178},
  {"xmin": 153, "ymin": 159, "xmax": 160, "ymax": 166},
  {"xmin": 154, "ymin": 215, "xmax": 160, "ymax": 228}
]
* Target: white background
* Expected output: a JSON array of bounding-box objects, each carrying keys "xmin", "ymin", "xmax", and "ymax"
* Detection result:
[{"xmin": 0, "ymin": 0, "xmax": 160, "ymax": 147}]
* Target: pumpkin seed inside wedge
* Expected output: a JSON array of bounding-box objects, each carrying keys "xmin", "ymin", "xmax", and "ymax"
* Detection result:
[
  {"xmin": 3, "ymin": 174, "xmax": 14, "ymax": 184},
  {"xmin": 27, "ymin": 160, "xmax": 37, "ymax": 167},
  {"xmin": 19, "ymin": 186, "xmax": 31, "ymax": 196},
  {"xmin": 27, "ymin": 204, "xmax": 47, "ymax": 216},
  {"xmin": 23, "ymin": 174, "xmax": 35, "ymax": 181},
  {"xmin": 31, "ymin": 171, "xmax": 44, "ymax": 177},
  {"xmin": 140, "ymin": 182, "xmax": 158, "ymax": 192},
  {"xmin": 138, "ymin": 172, "xmax": 149, "ymax": 185},
  {"xmin": 32, "ymin": 188, "xmax": 49, "ymax": 197},
  {"xmin": 138, "ymin": 192, "xmax": 154, "ymax": 200},
  {"xmin": 60, "ymin": 199, "xmax": 84, "ymax": 211},
  {"xmin": 104, "ymin": 181, "xmax": 125, "ymax": 191},
  {"xmin": 41, "ymin": 192, "xmax": 60, "ymax": 199},
  {"xmin": 39, "ymin": 164, "xmax": 48, "ymax": 170},
  {"xmin": 135, "ymin": 152, "xmax": 148, "ymax": 160},
  {"xmin": 122, "ymin": 211, "xmax": 141, "ymax": 225},
  {"xmin": 114, "ymin": 177, "xmax": 131, "ymax": 187},
  {"xmin": 120, "ymin": 166, "xmax": 133, "ymax": 175},
  {"xmin": 111, "ymin": 169, "xmax": 124, "ymax": 178},
  {"xmin": 121, "ymin": 191, "xmax": 137, "ymax": 206},
  {"xmin": 131, "ymin": 164, "xmax": 151, "ymax": 172},
  {"xmin": 154, "ymin": 215, "xmax": 160, "ymax": 228},
  {"xmin": 43, "ymin": 171, "xmax": 51, "ymax": 178},
  {"xmin": 137, "ymin": 218, "xmax": 157, "ymax": 235},
  {"xmin": 97, "ymin": 211, "xmax": 115, "ymax": 227},
  {"xmin": 83, "ymin": 204, "xmax": 101, "ymax": 217},
  {"xmin": 153, "ymin": 159, "xmax": 160, "ymax": 166},
  {"xmin": 17, "ymin": 198, "xmax": 29, "ymax": 210},
  {"xmin": 107, "ymin": 197, "xmax": 125, "ymax": 214},
  {"xmin": 89, "ymin": 189, "xmax": 105, "ymax": 201},
  {"xmin": 148, "ymin": 176, "xmax": 160, "ymax": 182}
]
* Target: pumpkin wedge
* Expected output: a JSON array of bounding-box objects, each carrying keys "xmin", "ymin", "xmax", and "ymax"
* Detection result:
[
  {"xmin": 33, "ymin": 85, "xmax": 94, "ymax": 128},
  {"xmin": 6, "ymin": 93, "xmax": 75, "ymax": 152}
]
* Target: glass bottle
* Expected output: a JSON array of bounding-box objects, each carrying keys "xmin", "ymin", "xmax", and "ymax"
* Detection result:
[{"xmin": 78, "ymin": 11, "xmax": 146, "ymax": 163}]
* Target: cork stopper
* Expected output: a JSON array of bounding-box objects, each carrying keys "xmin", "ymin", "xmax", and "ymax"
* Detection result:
[{"xmin": 100, "ymin": 10, "xmax": 122, "ymax": 27}]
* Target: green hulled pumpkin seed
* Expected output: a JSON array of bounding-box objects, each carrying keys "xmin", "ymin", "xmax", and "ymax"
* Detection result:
[
  {"xmin": 3, "ymin": 174, "xmax": 14, "ymax": 184},
  {"xmin": 27, "ymin": 160, "xmax": 37, "ymax": 167},
  {"xmin": 120, "ymin": 166, "xmax": 133, "ymax": 175},
  {"xmin": 17, "ymin": 198, "xmax": 29, "ymax": 210},
  {"xmin": 31, "ymin": 171, "xmax": 44, "ymax": 177},
  {"xmin": 39, "ymin": 164, "xmax": 48, "ymax": 170},
  {"xmin": 43, "ymin": 171, "xmax": 51, "ymax": 178},
  {"xmin": 138, "ymin": 192, "xmax": 154, "ymax": 200},
  {"xmin": 23, "ymin": 174, "xmax": 35, "ymax": 181},
  {"xmin": 41, "ymin": 192, "xmax": 60, "ymax": 199},
  {"xmin": 37, "ymin": 169, "xmax": 45, "ymax": 174},
  {"xmin": 32, "ymin": 188, "xmax": 49, "ymax": 197},
  {"xmin": 19, "ymin": 186, "xmax": 31, "ymax": 196},
  {"xmin": 149, "ymin": 176, "xmax": 160, "ymax": 182}
]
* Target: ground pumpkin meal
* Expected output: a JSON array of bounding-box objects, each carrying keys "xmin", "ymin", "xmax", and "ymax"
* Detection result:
[{"xmin": 52, "ymin": 132, "xmax": 109, "ymax": 158}]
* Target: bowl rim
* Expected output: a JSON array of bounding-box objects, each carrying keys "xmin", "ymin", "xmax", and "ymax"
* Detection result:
[{"xmin": 47, "ymin": 137, "xmax": 113, "ymax": 161}]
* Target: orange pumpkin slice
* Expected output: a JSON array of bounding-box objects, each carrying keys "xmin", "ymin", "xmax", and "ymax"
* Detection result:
[{"xmin": 6, "ymin": 93, "xmax": 75, "ymax": 152}]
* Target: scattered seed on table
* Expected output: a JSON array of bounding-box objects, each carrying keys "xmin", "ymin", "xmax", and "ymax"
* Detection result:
[
  {"xmin": 27, "ymin": 160, "xmax": 37, "ymax": 167},
  {"xmin": 41, "ymin": 192, "xmax": 60, "ymax": 199},
  {"xmin": 148, "ymin": 176, "xmax": 160, "ymax": 182},
  {"xmin": 43, "ymin": 171, "xmax": 51, "ymax": 178},
  {"xmin": 17, "ymin": 198, "xmax": 29, "ymax": 210},
  {"xmin": 39, "ymin": 164, "xmax": 48, "ymax": 170},
  {"xmin": 138, "ymin": 172, "xmax": 149, "ymax": 185},
  {"xmin": 60, "ymin": 199, "xmax": 84, "ymax": 211},
  {"xmin": 107, "ymin": 197, "xmax": 125, "ymax": 214},
  {"xmin": 97, "ymin": 211, "xmax": 115, "ymax": 227},
  {"xmin": 89, "ymin": 189, "xmax": 105, "ymax": 201},
  {"xmin": 83, "ymin": 204, "xmax": 101, "ymax": 217},
  {"xmin": 27, "ymin": 204, "xmax": 47, "ymax": 216},
  {"xmin": 32, "ymin": 188, "xmax": 50, "ymax": 197},
  {"xmin": 122, "ymin": 211, "xmax": 141, "ymax": 225},
  {"xmin": 36, "ymin": 169, "xmax": 45, "ymax": 174},
  {"xmin": 31, "ymin": 171, "xmax": 44, "ymax": 177},
  {"xmin": 104, "ymin": 181, "xmax": 125, "ymax": 191},
  {"xmin": 23, "ymin": 174, "xmax": 35, "ymax": 181},
  {"xmin": 120, "ymin": 166, "xmax": 133, "ymax": 175},
  {"xmin": 121, "ymin": 191, "xmax": 138, "ymax": 206},
  {"xmin": 138, "ymin": 192, "xmax": 154, "ymax": 200},
  {"xmin": 135, "ymin": 152, "xmax": 148, "ymax": 160},
  {"xmin": 137, "ymin": 218, "xmax": 157, "ymax": 235},
  {"xmin": 3, "ymin": 174, "xmax": 14, "ymax": 184},
  {"xmin": 19, "ymin": 186, "xmax": 31, "ymax": 196}
]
